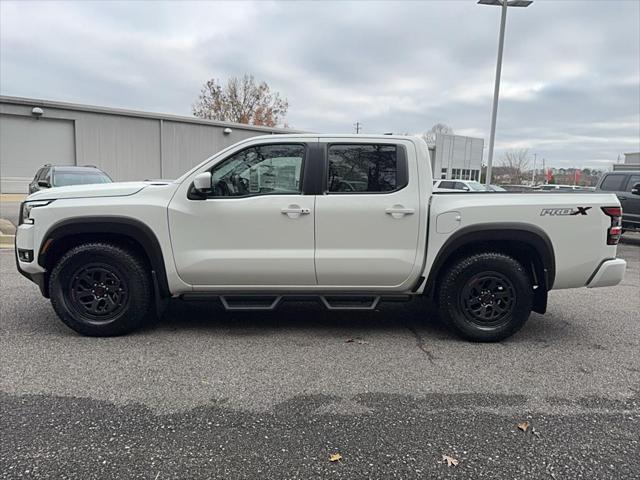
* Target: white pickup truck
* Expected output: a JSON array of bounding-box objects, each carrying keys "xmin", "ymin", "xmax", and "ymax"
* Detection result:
[{"xmin": 15, "ymin": 135, "xmax": 627, "ymax": 341}]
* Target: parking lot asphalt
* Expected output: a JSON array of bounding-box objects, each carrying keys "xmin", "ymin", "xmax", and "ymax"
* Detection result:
[{"xmin": 1, "ymin": 240, "xmax": 639, "ymax": 479}]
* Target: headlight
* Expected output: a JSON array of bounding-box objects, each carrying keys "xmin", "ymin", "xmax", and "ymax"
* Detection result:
[{"xmin": 19, "ymin": 200, "xmax": 52, "ymax": 225}]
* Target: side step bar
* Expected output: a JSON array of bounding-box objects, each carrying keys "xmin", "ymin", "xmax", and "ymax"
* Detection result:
[
  {"xmin": 220, "ymin": 296, "xmax": 282, "ymax": 311},
  {"xmin": 320, "ymin": 296, "xmax": 380, "ymax": 310},
  {"xmin": 181, "ymin": 294, "xmax": 412, "ymax": 311}
]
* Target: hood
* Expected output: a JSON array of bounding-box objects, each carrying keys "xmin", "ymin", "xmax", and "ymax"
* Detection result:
[{"xmin": 26, "ymin": 181, "xmax": 171, "ymax": 201}]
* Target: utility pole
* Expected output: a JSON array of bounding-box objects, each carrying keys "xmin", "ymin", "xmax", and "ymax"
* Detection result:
[
  {"xmin": 354, "ymin": 122, "xmax": 362, "ymax": 134},
  {"xmin": 542, "ymin": 157, "xmax": 546, "ymax": 184},
  {"xmin": 531, "ymin": 153, "xmax": 537, "ymax": 186},
  {"xmin": 478, "ymin": 0, "xmax": 533, "ymax": 185}
]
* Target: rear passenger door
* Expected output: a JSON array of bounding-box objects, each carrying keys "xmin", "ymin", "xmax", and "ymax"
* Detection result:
[{"xmin": 314, "ymin": 139, "xmax": 421, "ymax": 288}]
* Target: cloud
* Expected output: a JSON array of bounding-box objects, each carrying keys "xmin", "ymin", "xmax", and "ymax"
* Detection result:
[{"xmin": 1, "ymin": 0, "xmax": 638, "ymax": 169}]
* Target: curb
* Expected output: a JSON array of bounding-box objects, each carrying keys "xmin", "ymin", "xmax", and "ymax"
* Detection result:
[
  {"xmin": 0, "ymin": 233, "xmax": 15, "ymax": 249},
  {"xmin": 0, "ymin": 193, "xmax": 27, "ymax": 202}
]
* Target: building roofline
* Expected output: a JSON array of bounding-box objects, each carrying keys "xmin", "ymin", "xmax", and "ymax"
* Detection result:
[{"xmin": 0, "ymin": 95, "xmax": 306, "ymax": 134}]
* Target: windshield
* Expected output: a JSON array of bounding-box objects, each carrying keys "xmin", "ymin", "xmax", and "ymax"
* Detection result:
[{"xmin": 53, "ymin": 170, "xmax": 112, "ymax": 187}]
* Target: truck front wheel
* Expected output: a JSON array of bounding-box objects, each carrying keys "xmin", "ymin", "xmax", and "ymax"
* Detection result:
[
  {"xmin": 437, "ymin": 252, "xmax": 533, "ymax": 342},
  {"xmin": 49, "ymin": 242, "xmax": 152, "ymax": 336}
]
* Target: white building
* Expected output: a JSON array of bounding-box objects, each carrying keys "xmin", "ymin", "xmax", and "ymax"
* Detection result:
[
  {"xmin": 430, "ymin": 133, "xmax": 484, "ymax": 181},
  {"xmin": 612, "ymin": 152, "xmax": 640, "ymax": 172}
]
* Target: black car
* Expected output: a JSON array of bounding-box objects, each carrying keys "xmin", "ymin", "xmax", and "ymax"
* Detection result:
[
  {"xmin": 595, "ymin": 171, "xmax": 640, "ymax": 231},
  {"xmin": 29, "ymin": 165, "xmax": 112, "ymax": 194}
]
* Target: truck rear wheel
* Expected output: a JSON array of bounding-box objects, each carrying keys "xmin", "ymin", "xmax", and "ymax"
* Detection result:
[
  {"xmin": 437, "ymin": 252, "xmax": 533, "ymax": 342},
  {"xmin": 49, "ymin": 242, "xmax": 152, "ymax": 336}
]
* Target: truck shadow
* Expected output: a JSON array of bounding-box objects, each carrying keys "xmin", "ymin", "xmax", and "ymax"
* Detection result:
[
  {"xmin": 149, "ymin": 297, "xmax": 572, "ymax": 344},
  {"xmin": 153, "ymin": 296, "xmax": 451, "ymax": 336}
]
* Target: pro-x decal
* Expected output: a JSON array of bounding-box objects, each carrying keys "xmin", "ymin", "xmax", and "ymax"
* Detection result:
[{"xmin": 540, "ymin": 206, "xmax": 592, "ymax": 216}]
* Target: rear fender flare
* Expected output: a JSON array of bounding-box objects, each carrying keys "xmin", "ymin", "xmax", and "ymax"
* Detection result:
[{"xmin": 424, "ymin": 223, "xmax": 555, "ymax": 311}]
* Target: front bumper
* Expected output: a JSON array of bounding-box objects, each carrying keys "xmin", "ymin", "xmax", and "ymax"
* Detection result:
[
  {"xmin": 15, "ymin": 245, "xmax": 48, "ymax": 297},
  {"xmin": 15, "ymin": 224, "xmax": 49, "ymax": 297},
  {"xmin": 586, "ymin": 258, "xmax": 627, "ymax": 288}
]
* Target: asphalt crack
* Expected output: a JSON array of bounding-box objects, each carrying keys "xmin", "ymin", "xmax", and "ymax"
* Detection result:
[{"xmin": 406, "ymin": 324, "xmax": 437, "ymax": 364}]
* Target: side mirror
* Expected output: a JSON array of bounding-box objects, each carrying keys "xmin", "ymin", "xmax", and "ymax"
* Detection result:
[
  {"xmin": 37, "ymin": 180, "xmax": 51, "ymax": 188},
  {"xmin": 193, "ymin": 172, "xmax": 212, "ymax": 192},
  {"xmin": 632, "ymin": 182, "xmax": 640, "ymax": 196}
]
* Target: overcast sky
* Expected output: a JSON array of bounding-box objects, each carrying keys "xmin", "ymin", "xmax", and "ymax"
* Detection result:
[{"xmin": 1, "ymin": 0, "xmax": 639, "ymax": 169}]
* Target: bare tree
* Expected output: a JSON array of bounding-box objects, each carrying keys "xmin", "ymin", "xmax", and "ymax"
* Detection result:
[
  {"xmin": 422, "ymin": 123, "xmax": 454, "ymax": 146},
  {"xmin": 500, "ymin": 149, "xmax": 530, "ymax": 184},
  {"xmin": 192, "ymin": 74, "xmax": 289, "ymax": 127}
]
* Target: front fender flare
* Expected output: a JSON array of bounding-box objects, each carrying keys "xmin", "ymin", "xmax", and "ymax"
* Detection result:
[{"xmin": 38, "ymin": 216, "xmax": 171, "ymax": 298}]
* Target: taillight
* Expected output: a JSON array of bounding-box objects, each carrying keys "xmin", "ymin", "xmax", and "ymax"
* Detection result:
[{"xmin": 601, "ymin": 206, "xmax": 622, "ymax": 245}]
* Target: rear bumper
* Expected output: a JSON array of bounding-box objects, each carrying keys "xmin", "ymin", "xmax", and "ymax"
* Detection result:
[{"xmin": 586, "ymin": 258, "xmax": 626, "ymax": 288}]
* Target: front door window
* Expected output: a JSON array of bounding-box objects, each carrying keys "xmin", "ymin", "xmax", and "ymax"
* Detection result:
[{"xmin": 208, "ymin": 144, "xmax": 304, "ymax": 197}]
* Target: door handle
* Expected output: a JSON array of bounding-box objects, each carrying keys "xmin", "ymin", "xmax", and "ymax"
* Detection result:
[
  {"xmin": 385, "ymin": 206, "xmax": 415, "ymax": 218},
  {"xmin": 281, "ymin": 205, "xmax": 310, "ymax": 218}
]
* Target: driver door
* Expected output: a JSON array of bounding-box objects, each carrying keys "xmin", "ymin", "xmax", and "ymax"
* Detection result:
[{"xmin": 168, "ymin": 141, "xmax": 317, "ymax": 287}]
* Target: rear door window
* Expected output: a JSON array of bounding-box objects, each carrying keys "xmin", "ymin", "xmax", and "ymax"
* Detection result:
[
  {"xmin": 626, "ymin": 175, "xmax": 640, "ymax": 191},
  {"xmin": 327, "ymin": 144, "xmax": 406, "ymax": 193}
]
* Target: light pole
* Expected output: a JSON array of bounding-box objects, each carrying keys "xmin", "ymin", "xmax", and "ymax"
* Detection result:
[
  {"xmin": 479, "ymin": 0, "xmax": 533, "ymax": 185},
  {"xmin": 531, "ymin": 152, "xmax": 537, "ymax": 186}
]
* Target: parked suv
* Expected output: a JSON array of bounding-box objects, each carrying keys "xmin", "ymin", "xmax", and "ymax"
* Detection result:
[
  {"xmin": 595, "ymin": 171, "xmax": 640, "ymax": 231},
  {"xmin": 29, "ymin": 165, "xmax": 112, "ymax": 194}
]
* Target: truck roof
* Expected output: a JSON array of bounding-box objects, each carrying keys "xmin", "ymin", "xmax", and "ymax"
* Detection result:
[{"xmin": 250, "ymin": 133, "xmax": 426, "ymax": 142}]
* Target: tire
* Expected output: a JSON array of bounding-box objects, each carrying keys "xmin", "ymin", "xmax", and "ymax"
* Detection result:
[
  {"xmin": 437, "ymin": 252, "xmax": 533, "ymax": 342},
  {"xmin": 49, "ymin": 242, "xmax": 152, "ymax": 336}
]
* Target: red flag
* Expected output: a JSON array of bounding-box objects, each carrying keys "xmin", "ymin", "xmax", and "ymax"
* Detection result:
[{"xmin": 546, "ymin": 168, "xmax": 553, "ymax": 182}]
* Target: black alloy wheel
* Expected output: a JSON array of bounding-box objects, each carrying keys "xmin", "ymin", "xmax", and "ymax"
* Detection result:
[
  {"xmin": 68, "ymin": 263, "xmax": 129, "ymax": 322},
  {"xmin": 436, "ymin": 252, "xmax": 533, "ymax": 342},
  {"xmin": 459, "ymin": 272, "xmax": 516, "ymax": 329},
  {"xmin": 49, "ymin": 242, "xmax": 152, "ymax": 336}
]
